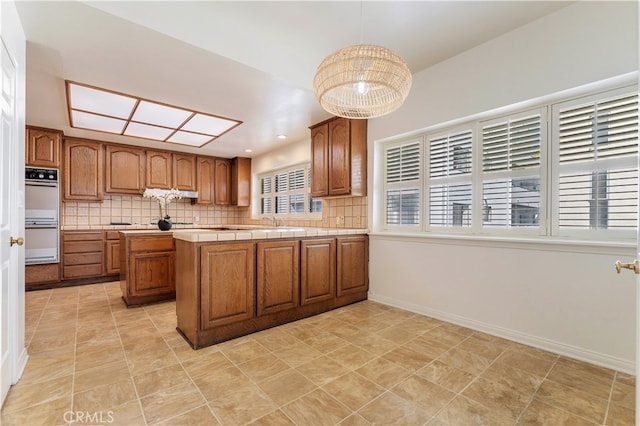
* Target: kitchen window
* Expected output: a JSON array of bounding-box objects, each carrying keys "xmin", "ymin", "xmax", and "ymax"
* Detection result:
[
  {"xmin": 258, "ymin": 164, "xmax": 322, "ymax": 219},
  {"xmin": 380, "ymin": 84, "xmax": 638, "ymax": 240}
]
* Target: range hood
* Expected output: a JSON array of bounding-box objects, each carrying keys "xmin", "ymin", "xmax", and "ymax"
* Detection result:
[{"xmin": 144, "ymin": 188, "xmax": 199, "ymax": 199}]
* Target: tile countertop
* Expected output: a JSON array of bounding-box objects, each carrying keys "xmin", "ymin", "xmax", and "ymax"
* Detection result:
[{"xmin": 118, "ymin": 227, "xmax": 368, "ymax": 242}]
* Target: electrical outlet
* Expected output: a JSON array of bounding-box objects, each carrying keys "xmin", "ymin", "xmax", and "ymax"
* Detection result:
[
  {"xmin": 336, "ymin": 215, "xmax": 345, "ymax": 225},
  {"xmin": 354, "ymin": 215, "xmax": 361, "ymax": 225}
]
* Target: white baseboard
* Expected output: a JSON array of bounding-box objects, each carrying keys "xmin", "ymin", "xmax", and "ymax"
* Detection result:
[
  {"xmin": 12, "ymin": 347, "xmax": 28, "ymax": 385},
  {"xmin": 368, "ymin": 292, "xmax": 635, "ymax": 375}
]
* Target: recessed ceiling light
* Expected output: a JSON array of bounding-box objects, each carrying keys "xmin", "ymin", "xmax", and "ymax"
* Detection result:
[
  {"xmin": 277, "ymin": 134, "xmax": 287, "ymax": 139},
  {"xmin": 65, "ymin": 81, "xmax": 243, "ymax": 148},
  {"xmin": 244, "ymin": 149, "xmax": 253, "ymax": 153}
]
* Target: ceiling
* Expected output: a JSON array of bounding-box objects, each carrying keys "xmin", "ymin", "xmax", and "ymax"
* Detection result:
[{"xmin": 15, "ymin": 1, "xmax": 573, "ymax": 158}]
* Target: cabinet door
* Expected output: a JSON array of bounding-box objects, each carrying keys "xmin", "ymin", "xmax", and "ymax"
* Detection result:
[
  {"xmin": 336, "ymin": 235, "xmax": 368, "ymax": 296},
  {"xmin": 328, "ymin": 117, "xmax": 351, "ymax": 196},
  {"xmin": 310, "ymin": 123, "xmax": 329, "ymax": 197},
  {"xmin": 173, "ymin": 153, "xmax": 197, "ymax": 191},
  {"xmin": 196, "ymin": 156, "xmax": 214, "ymax": 205},
  {"xmin": 256, "ymin": 240, "xmax": 299, "ymax": 316},
  {"xmin": 105, "ymin": 145, "xmax": 145, "ymax": 194},
  {"xmin": 129, "ymin": 251, "xmax": 175, "ymax": 297},
  {"xmin": 63, "ymin": 139, "xmax": 103, "ymax": 201},
  {"xmin": 26, "ymin": 127, "xmax": 61, "ymax": 168},
  {"xmin": 200, "ymin": 242, "xmax": 255, "ymax": 329},
  {"xmin": 231, "ymin": 157, "xmax": 251, "ymax": 207},
  {"xmin": 105, "ymin": 239, "xmax": 120, "ymax": 275},
  {"xmin": 300, "ymin": 238, "xmax": 335, "ymax": 305},
  {"xmin": 214, "ymin": 158, "xmax": 231, "ymax": 205},
  {"xmin": 146, "ymin": 150, "xmax": 172, "ymax": 189}
]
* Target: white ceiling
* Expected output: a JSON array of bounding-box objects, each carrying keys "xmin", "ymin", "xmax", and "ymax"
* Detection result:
[{"xmin": 15, "ymin": 0, "xmax": 572, "ymax": 158}]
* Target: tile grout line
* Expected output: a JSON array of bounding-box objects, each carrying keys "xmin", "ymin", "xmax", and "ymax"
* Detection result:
[
  {"xmin": 107, "ymin": 283, "xmax": 150, "ymax": 426},
  {"xmin": 513, "ymin": 352, "xmax": 560, "ymax": 425},
  {"xmin": 602, "ymin": 370, "xmax": 617, "ymax": 426}
]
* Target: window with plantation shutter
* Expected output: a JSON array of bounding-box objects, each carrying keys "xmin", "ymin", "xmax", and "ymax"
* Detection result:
[
  {"xmin": 385, "ymin": 141, "xmax": 421, "ymax": 226},
  {"xmin": 428, "ymin": 130, "xmax": 473, "ymax": 227},
  {"xmin": 553, "ymin": 89, "xmax": 638, "ymax": 234},
  {"xmin": 258, "ymin": 164, "xmax": 321, "ymax": 218},
  {"xmin": 481, "ymin": 110, "xmax": 544, "ymax": 229}
]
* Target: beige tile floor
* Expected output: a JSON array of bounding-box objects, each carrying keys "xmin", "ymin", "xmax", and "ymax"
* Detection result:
[{"xmin": 1, "ymin": 282, "xmax": 635, "ymax": 425}]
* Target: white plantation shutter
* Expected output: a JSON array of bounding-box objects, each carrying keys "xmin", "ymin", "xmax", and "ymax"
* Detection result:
[
  {"xmin": 554, "ymin": 89, "xmax": 638, "ymax": 232},
  {"xmin": 385, "ymin": 141, "xmax": 421, "ymax": 226},
  {"xmin": 481, "ymin": 111, "xmax": 543, "ymax": 230},
  {"xmin": 260, "ymin": 176, "xmax": 273, "ymax": 214},
  {"xmin": 258, "ymin": 164, "xmax": 320, "ymax": 218},
  {"xmin": 428, "ymin": 130, "xmax": 472, "ymax": 228}
]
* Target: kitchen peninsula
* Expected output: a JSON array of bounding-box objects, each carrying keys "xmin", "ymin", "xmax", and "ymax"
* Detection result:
[{"xmin": 170, "ymin": 227, "xmax": 369, "ymax": 349}]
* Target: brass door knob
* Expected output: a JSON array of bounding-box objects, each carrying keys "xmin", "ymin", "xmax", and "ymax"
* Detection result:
[
  {"xmin": 10, "ymin": 236, "xmax": 24, "ymax": 247},
  {"xmin": 615, "ymin": 260, "xmax": 639, "ymax": 274}
]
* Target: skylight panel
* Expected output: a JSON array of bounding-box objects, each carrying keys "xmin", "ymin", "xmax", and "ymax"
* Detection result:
[
  {"xmin": 71, "ymin": 110, "xmax": 127, "ymax": 134},
  {"xmin": 68, "ymin": 83, "xmax": 136, "ymax": 118},
  {"xmin": 65, "ymin": 81, "xmax": 242, "ymax": 147},
  {"xmin": 167, "ymin": 131, "xmax": 214, "ymax": 146},
  {"xmin": 131, "ymin": 100, "xmax": 193, "ymax": 127},
  {"xmin": 124, "ymin": 122, "xmax": 175, "ymax": 140}
]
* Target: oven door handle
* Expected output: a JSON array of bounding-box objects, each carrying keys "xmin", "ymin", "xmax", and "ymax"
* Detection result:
[{"xmin": 25, "ymin": 180, "xmax": 58, "ymax": 187}]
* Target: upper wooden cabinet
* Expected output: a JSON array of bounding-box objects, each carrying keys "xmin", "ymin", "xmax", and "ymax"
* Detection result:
[
  {"xmin": 105, "ymin": 145, "xmax": 145, "ymax": 194},
  {"xmin": 26, "ymin": 126, "xmax": 62, "ymax": 168},
  {"xmin": 63, "ymin": 138, "xmax": 103, "ymax": 201},
  {"xmin": 172, "ymin": 153, "xmax": 197, "ymax": 191},
  {"xmin": 146, "ymin": 150, "xmax": 172, "ymax": 189},
  {"xmin": 310, "ymin": 117, "xmax": 367, "ymax": 197},
  {"xmin": 196, "ymin": 156, "xmax": 214, "ymax": 205},
  {"xmin": 231, "ymin": 157, "xmax": 251, "ymax": 207},
  {"xmin": 214, "ymin": 158, "xmax": 231, "ymax": 205}
]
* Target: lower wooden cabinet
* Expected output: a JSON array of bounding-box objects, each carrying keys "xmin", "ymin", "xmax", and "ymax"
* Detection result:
[
  {"xmin": 120, "ymin": 233, "xmax": 175, "ymax": 307},
  {"xmin": 256, "ymin": 240, "xmax": 299, "ymax": 316},
  {"xmin": 25, "ymin": 263, "xmax": 60, "ymax": 286},
  {"xmin": 62, "ymin": 231, "xmax": 103, "ymax": 279},
  {"xmin": 104, "ymin": 231, "xmax": 121, "ymax": 275},
  {"xmin": 337, "ymin": 236, "xmax": 369, "ymax": 298},
  {"xmin": 176, "ymin": 234, "xmax": 368, "ymax": 349},
  {"xmin": 300, "ymin": 238, "xmax": 335, "ymax": 306},
  {"xmin": 200, "ymin": 242, "xmax": 255, "ymax": 329}
]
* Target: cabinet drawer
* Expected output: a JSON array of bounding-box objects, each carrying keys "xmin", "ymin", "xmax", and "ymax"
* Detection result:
[
  {"xmin": 105, "ymin": 231, "xmax": 121, "ymax": 240},
  {"xmin": 64, "ymin": 252, "xmax": 102, "ymax": 266},
  {"xmin": 63, "ymin": 232, "xmax": 102, "ymax": 242},
  {"xmin": 130, "ymin": 237, "xmax": 174, "ymax": 252},
  {"xmin": 64, "ymin": 240, "xmax": 103, "ymax": 254},
  {"xmin": 63, "ymin": 264, "xmax": 103, "ymax": 279}
]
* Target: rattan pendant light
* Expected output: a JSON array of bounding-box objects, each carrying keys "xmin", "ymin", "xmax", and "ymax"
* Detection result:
[{"xmin": 313, "ymin": 44, "xmax": 412, "ymax": 119}]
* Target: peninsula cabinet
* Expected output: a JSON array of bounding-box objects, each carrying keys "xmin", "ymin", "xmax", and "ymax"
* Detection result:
[
  {"xmin": 26, "ymin": 126, "xmax": 62, "ymax": 168},
  {"xmin": 146, "ymin": 150, "xmax": 172, "ymax": 189},
  {"xmin": 336, "ymin": 235, "xmax": 369, "ymax": 301},
  {"xmin": 172, "ymin": 153, "xmax": 197, "ymax": 191},
  {"xmin": 105, "ymin": 145, "xmax": 146, "ymax": 194},
  {"xmin": 63, "ymin": 138, "xmax": 103, "ymax": 201},
  {"xmin": 300, "ymin": 238, "xmax": 336, "ymax": 306},
  {"xmin": 120, "ymin": 233, "xmax": 176, "ymax": 307},
  {"xmin": 310, "ymin": 117, "xmax": 367, "ymax": 197},
  {"xmin": 200, "ymin": 242, "xmax": 255, "ymax": 328},
  {"xmin": 256, "ymin": 240, "xmax": 299, "ymax": 316},
  {"xmin": 175, "ymin": 234, "xmax": 368, "ymax": 349}
]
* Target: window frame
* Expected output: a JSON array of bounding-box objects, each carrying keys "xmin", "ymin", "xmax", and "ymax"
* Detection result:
[
  {"xmin": 256, "ymin": 163, "xmax": 322, "ymax": 220},
  {"xmin": 377, "ymin": 82, "xmax": 638, "ymax": 242}
]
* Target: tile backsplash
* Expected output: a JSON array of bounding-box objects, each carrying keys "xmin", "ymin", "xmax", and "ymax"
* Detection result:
[{"xmin": 62, "ymin": 195, "xmax": 368, "ymax": 229}]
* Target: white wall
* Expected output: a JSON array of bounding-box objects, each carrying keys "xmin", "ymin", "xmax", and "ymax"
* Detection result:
[{"xmin": 368, "ymin": 1, "xmax": 639, "ymax": 372}]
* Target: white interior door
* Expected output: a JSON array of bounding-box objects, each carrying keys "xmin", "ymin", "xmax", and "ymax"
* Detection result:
[{"xmin": 0, "ymin": 38, "xmax": 18, "ymax": 406}]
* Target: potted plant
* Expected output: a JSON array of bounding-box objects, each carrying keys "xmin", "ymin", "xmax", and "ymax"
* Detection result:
[{"xmin": 143, "ymin": 188, "xmax": 182, "ymax": 231}]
